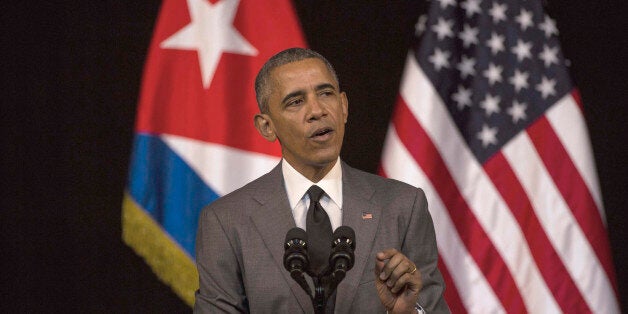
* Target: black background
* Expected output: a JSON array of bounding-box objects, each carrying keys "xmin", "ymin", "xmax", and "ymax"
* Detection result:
[{"xmin": 3, "ymin": 1, "xmax": 626, "ymax": 312}]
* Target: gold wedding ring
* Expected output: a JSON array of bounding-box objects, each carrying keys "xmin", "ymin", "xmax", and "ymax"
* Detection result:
[{"xmin": 409, "ymin": 264, "xmax": 417, "ymax": 274}]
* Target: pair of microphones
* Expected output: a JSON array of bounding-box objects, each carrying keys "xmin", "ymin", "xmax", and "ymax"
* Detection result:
[{"xmin": 283, "ymin": 226, "xmax": 356, "ymax": 313}]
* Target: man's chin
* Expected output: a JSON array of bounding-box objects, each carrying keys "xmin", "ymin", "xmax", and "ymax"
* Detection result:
[{"xmin": 310, "ymin": 152, "xmax": 340, "ymax": 167}]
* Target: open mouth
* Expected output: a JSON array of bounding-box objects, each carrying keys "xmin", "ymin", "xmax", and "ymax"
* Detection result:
[{"xmin": 311, "ymin": 127, "xmax": 333, "ymax": 138}]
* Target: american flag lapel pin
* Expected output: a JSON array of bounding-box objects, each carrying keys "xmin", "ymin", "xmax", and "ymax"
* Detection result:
[{"xmin": 362, "ymin": 212, "xmax": 373, "ymax": 220}]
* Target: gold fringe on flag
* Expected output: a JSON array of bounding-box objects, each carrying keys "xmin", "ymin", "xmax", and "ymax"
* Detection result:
[{"xmin": 122, "ymin": 193, "xmax": 198, "ymax": 307}]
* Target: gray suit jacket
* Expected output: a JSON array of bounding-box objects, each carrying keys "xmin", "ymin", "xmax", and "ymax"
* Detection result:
[{"xmin": 194, "ymin": 161, "xmax": 448, "ymax": 313}]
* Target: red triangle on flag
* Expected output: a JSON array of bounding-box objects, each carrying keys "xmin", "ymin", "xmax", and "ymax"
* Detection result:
[{"xmin": 135, "ymin": 0, "xmax": 307, "ymax": 157}]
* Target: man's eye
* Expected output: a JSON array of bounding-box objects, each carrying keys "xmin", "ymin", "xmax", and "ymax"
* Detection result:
[
  {"xmin": 320, "ymin": 90, "xmax": 334, "ymax": 96},
  {"xmin": 287, "ymin": 99, "xmax": 303, "ymax": 107}
]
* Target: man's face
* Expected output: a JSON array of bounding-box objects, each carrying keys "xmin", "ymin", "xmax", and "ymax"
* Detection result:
[{"xmin": 255, "ymin": 58, "xmax": 348, "ymax": 179}]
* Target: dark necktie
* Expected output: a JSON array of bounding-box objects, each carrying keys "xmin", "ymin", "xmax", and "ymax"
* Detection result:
[{"xmin": 306, "ymin": 185, "xmax": 333, "ymax": 276}]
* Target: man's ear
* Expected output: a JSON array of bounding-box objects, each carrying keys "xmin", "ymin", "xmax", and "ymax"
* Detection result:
[{"xmin": 254, "ymin": 113, "xmax": 277, "ymax": 142}]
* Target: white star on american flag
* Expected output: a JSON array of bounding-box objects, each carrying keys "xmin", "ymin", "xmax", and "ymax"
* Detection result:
[
  {"xmin": 452, "ymin": 85, "xmax": 473, "ymax": 110},
  {"xmin": 437, "ymin": 0, "xmax": 456, "ymax": 9},
  {"xmin": 539, "ymin": 45, "xmax": 559, "ymax": 67},
  {"xmin": 487, "ymin": 32, "xmax": 506, "ymax": 55},
  {"xmin": 539, "ymin": 15, "xmax": 559, "ymax": 37},
  {"xmin": 509, "ymin": 69, "xmax": 530, "ymax": 92},
  {"xmin": 461, "ymin": 0, "xmax": 482, "ymax": 17},
  {"xmin": 516, "ymin": 8, "xmax": 534, "ymax": 31},
  {"xmin": 477, "ymin": 124, "xmax": 498, "ymax": 147},
  {"xmin": 432, "ymin": 18, "xmax": 455, "ymax": 40},
  {"xmin": 415, "ymin": 15, "xmax": 428, "ymax": 36},
  {"xmin": 429, "ymin": 48, "xmax": 451, "ymax": 71},
  {"xmin": 483, "ymin": 63, "xmax": 503, "ymax": 85},
  {"xmin": 536, "ymin": 76, "xmax": 557, "ymax": 99},
  {"xmin": 511, "ymin": 39, "xmax": 533, "ymax": 62},
  {"xmin": 480, "ymin": 93, "xmax": 501, "ymax": 116},
  {"xmin": 489, "ymin": 2, "xmax": 508, "ymax": 23},
  {"xmin": 507, "ymin": 100, "xmax": 528, "ymax": 123},
  {"xmin": 457, "ymin": 55, "xmax": 477, "ymax": 78},
  {"xmin": 459, "ymin": 24, "xmax": 480, "ymax": 48}
]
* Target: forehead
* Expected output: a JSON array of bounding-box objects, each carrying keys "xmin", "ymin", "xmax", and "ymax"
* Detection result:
[{"xmin": 269, "ymin": 58, "xmax": 337, "ymax": 96}]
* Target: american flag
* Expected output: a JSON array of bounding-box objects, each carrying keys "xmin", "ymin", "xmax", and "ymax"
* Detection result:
[{"xmin": 379, "ymin": 0, "xmax": 619, "ymax": 312}]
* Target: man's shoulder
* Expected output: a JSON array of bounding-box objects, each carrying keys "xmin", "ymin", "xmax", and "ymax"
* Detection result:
[
  {"xmin": 343, "ymin": 162, "xmax": 420, "ymax": 194},
  {"xmin": 202, "ymin": 165, "xmax": 280, "ymax": 215}
]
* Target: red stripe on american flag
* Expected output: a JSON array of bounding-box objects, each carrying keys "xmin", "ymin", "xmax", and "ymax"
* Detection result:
[
  {"xmin": 527, "ymin": 116, "xmax": 618, "ymax": 292},
  {"xmin": 485, "ymin": 152, "xmax": 592, "ymax": 312},
  {"xmin": 570, "ymin": 89, "xmax": 584, "ymax": 112},
  {"xmin": 392, "ymin": 97, "xmax": 527, "ymax": 312},
  {"xmin": 437, "ymin": 254, "xmax": 467, "ymax": 314}
]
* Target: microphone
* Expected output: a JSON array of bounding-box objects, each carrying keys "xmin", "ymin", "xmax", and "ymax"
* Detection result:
[
  {"xmin": 284, "ymin": 227, "xmax": 313, "ymax": 297},
  {"xmin": 284, "ymin": 227, "xmax": 309, "ymax": 277},
  {"xmin": 329, "ymin": 226, "xmax": 355, "ymax": 282},
  {"xmin": 284, "ymin": 226, "xmax": 355, "ymax": 314}
]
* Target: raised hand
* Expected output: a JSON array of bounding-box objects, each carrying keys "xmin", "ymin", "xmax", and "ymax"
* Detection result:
[{"xmin": 374, "ymin": 248, "xmax": 422, "ymax": 314}]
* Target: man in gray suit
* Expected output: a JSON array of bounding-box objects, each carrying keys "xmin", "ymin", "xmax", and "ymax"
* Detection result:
[{"xmin": 194, "ymin": 48, "xmax": 449, "ymax": 313}]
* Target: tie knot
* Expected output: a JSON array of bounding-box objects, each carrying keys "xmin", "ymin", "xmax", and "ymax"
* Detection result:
[{"xmin": 307, "ymin": 185, "xmax": 324, "ymax": 203}]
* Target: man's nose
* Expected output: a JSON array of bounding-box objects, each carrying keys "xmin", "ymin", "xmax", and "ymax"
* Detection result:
[{"xmin": 307, "ymin": 97, "xmax": 326, "ymax": 120}]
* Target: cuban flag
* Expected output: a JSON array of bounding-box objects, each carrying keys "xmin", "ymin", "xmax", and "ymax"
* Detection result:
[{"xmin": 122, "ymin": 0, "xmax": 306, "ymax": 305}]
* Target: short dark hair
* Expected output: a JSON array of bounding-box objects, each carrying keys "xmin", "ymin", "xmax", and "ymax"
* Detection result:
[{"xmin": 254, "ymin": 48, "xmax": 339, "ymax": 113}]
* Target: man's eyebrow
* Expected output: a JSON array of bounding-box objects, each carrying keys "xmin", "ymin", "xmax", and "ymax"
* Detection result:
[
  {"xmin": 280, "ymin": 83, "xmax": 338, "ymax": 105},
  {"xmin": 281, "ymin": 90, "xmax": 305, "ymax": 105},
  {"xmin": 315, "ymin": 83, "xmax": 337, "ymax": 92}
]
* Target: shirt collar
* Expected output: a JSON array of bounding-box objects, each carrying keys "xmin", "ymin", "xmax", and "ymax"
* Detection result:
[{"xmin": 282, "ymin": 157, "xmax": 343, "ymax": 209}]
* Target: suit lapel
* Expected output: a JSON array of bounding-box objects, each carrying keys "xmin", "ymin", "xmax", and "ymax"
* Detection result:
[
  {"xmin": 335, "ymin": 163, "xmax": 382, "ymax": 313},
  {"xmin": 249, "ymin": 164, "xmax": 314, "ymax": 313}
]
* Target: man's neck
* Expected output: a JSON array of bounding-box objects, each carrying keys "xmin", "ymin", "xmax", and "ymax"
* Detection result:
[{"xmin": 284, "ymin": 158, "xmax": 339, "ymax": 183}]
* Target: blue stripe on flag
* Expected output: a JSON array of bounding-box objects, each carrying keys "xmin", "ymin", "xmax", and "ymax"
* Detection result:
[{"xmin": 127, "ymin": 133, "xmax": 219, "ymax": 258}]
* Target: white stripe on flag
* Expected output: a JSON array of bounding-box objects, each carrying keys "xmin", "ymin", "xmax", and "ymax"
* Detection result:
[
  {"xmin": 382, "ymin": 127, "xmax": 505, "ymax": 313},
  {"xmin": 399, "ymin": 53, "xmax": 560, "ymax": 312},
  {"xmin": 503, "ymin": 129, "xmax": 617, "ymax": 313},
  {"xmin": 163, "ymin": 134, "xmax": 280, "ymax": 196},
  {"xmin": 546, "ymin": 95, "xmax": 605, "ymax": 216}
]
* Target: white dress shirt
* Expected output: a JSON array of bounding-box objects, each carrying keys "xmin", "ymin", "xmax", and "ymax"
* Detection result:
[{"xmin": 281, "ymin": 158, "xmax": 343, "ymax": 231}]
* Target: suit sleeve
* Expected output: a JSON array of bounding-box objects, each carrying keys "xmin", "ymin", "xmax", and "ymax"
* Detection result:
[
  {"xmin": 403, "ymin": 188, "xmax": 450, "ymax": 313},
  {"xmin": 194, "ymin": 207, "xmax": 248, "ymax": 313}
]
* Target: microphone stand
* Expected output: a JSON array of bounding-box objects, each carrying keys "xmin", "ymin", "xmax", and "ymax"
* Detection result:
[
  {"xmin": 312, "ymin": 274, "xmax": 326, "ymax": 314},
  {"xmin": 310, "ymin": 266, "xmax": 344, "ymax": 314}
]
